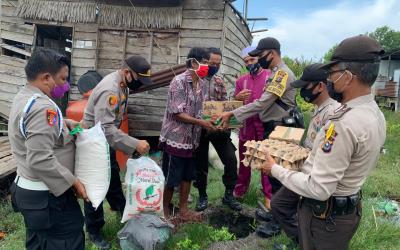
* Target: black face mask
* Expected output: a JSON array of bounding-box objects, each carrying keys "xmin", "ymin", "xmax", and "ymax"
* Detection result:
[
  {"xmin": 258, "ymin": 52, "xmax": 273, "ymax": 69},
  {"xmin": 207, "ymin": 65, "xmax": 219, "ymax": 77},
  {"xmin": 327, "ymin": 79, "xmax": 343, "ymax": 102},
  {"xmin": 300, "ymin": 83, "xmax": 321, "ymax": 103},
  {"xmin": 246, "ymin": 63, "xmax": 261, "ymax": 76},
  {"xmin": 126, "ymin": 72, "xmax": 143, "ymax": 90}
]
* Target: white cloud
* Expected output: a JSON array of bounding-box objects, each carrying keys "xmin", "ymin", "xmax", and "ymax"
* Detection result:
[{"xmin": 252, "ymin": 0, "xmax": 400, "ymax": 60}]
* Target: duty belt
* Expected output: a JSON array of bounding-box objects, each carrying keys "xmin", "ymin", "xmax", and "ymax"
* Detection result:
[
  {"xmin": 14, "ymin": 175, "xmax": 49, "ymax": 191},
  {"xmin": 301, "ymin": 192, "xmax": 361, "ymax": 219}
]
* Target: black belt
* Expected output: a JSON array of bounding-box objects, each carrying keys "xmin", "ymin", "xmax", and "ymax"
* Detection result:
[{"xmin": 302, "ymin": 192, "xmax": 361, "ymax": 219}]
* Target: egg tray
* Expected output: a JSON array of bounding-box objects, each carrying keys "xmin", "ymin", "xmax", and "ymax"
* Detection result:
[{"xmin": 242, "ymin": 139, "xmax": 310, "ymax": 171}]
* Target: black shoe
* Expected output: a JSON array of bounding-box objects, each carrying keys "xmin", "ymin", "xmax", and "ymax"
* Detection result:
[
  {"xmin": 256, "ymin": 222, "xmax": 281, "ymax": 238},
  {"xmin": 255, "ymin": 208, "xmax": 273, "ymax": 222},
  {"xmin": 196, "ymin": 196, "xmax": 208, "ymax": 211},
  {"xmin": 88, "ymin": 232, "xmax": 111, "ymax": 250},
  {"xmin": 222, "ymin": 190, "xmax": 242, "ymax": 211}
]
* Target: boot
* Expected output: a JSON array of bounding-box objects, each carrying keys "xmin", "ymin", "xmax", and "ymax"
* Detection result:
[
  {"xmin": 196, "ymin": 195, "xmax": 208, "ymax": 211},
  {"xmin": 256, "ymin": 221, "xmax": 281, "ymax": 238},
  {"xmin": 88, "ymin": 232, "xmax": 111, "ymax": 250},
  {"xmin": 222, "ymin": 189, "xmax": 242, "ymax": 211}
]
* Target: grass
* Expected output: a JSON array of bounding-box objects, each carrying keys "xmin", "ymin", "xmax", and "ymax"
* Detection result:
[{"xmin": 1, "ymin": 110, "xmax": 400, "ymax": 249}]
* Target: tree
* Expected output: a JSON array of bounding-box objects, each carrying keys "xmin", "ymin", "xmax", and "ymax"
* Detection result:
[
  {"xmin": 367, "ymin": 26, "xmax": 400, "ymax": 52},
  {"xmin": 323, "ymin": 45, "xmax": 337, "ymax": 63}
]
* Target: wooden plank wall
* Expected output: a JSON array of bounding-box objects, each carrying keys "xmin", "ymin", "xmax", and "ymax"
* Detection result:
[
  {"xmin": 221, "ymin": 4, "xmax": 252, "ymax": 96},
  {"xmin": 179, "ymin": 0, "xmax": 225, "ymax": 63},
  {"xmin": 0, "ymin": 0, "xmax": 33, "ymax": 118}
]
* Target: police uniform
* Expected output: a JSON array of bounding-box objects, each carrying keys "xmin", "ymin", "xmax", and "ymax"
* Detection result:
[
  {"xmin": 9, "ymin": 85, "xmax": 84, "ymax": 249},
  {"xmin": 303, "ymin": 98, "xmax": 340, "ymax": 149},
  {"xmin": 194, "ymin": 74, "xmax": 239, "ymax": 211},
  {"xmin": 270, "ymin": 97, "xmax": 339, "ymax": 242},
  {"xmin": 233, "ymin": 62, "xmax": 296, "ymax": 137},
  {"xmin": 271, "ymin": 95, "xmax": 386, "ymax": 249},
  {"xmin": 82, "ymin": 71, "xmax": 134, "ymax": 236}
]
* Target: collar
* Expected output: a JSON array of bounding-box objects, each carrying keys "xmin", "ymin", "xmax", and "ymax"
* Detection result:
[
  {"xmin": 345, "ymin": 94, "xmax": 374, "ymax": 108},
  {"xmin": 25, "ymin": 84, "xmax": 46, "ymax": 96},
  {"xmin": 313, "ymin": 98, "xmax": 336, "ymax": 116}
]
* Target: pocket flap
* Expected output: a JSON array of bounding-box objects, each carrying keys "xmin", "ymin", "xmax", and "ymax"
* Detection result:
[{"xmin": 16, "ymin": 187, "xmax": 49, "ymax": 210}]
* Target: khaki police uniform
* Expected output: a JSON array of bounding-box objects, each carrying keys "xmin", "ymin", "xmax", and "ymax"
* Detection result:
[
  {"xmin": 232, "ymin": 62, "xmax": 296, "ymax": 132},
  {"xmin": 271, "ymin": 94, "xmax": 386, "ymax": 249},
  {"xmin": 269, "ymin": 97, "xmax": 340, "ymax": 242},
  {"xmin": 195, "ymin": 75, "xmax": 238, "ymax": 208},
  {"xmin": 82, "ymin": 71, "xmax": 135, "ymax": 235},
  {"xmin": 9, "ymin": 84, "xmax": 84, "ymax": 249},
  {"xmin": 303, "ymin": 98, "xmax": 340, "ymax": 149}
]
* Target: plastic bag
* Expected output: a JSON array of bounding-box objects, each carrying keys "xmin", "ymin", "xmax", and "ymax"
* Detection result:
[
  {"xmin": 121, "ymin": 157, "xmax": 164, "ymax": 223},
  {"xmin": 74, "ymin": 122, "xmax": 111, "ymax": 209},
  {"xmin": 118, "ymin": 213, "xmax": 173, "ymax": 250}
]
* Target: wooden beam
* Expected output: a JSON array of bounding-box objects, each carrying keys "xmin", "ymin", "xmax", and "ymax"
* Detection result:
[
  {"xmin": 149, "ymin": 31, "xmax": 153, "ymax": 63},
  {"xmin": 0, "ymin": 43, "xmax": 31, "ymax": 57}
]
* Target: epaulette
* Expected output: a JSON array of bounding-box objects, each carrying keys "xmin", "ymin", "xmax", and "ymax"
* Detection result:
[{"xmin": 329, "ymin": 104, "xmax": 352, "ymax": 120}]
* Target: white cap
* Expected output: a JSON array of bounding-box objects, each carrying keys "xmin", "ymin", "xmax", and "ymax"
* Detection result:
[{"xmin": 241, "ymin": 46, "xmax": 256, "ymax": 59}]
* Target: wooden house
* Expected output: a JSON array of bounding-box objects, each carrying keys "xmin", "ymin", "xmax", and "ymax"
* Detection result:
[{"xmin": 0, "ymin": 0, "xmax": 253, "ymax": 138}]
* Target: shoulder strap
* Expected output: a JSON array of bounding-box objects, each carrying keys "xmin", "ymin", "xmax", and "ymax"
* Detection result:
[
  {"xmin": 275, "ymin": 98, "xmax": 290, "ymax": 112},
  {"xmin": 19, "ymin": 94, "xmax": 63, "ymax": 139}
]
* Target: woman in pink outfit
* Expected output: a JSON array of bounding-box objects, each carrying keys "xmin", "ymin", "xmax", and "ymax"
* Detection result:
[{"xmin": 233, "ymin": 46, "xmax": 273, "ymax": 209}]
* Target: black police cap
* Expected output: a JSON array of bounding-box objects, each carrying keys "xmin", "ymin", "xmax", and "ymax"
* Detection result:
[
  {"xmin": 125, "ymin": 55, "xmax": 153, "ymax": 85},
  {"xmin": 321, "ymin": 35, "xmax": 384, "ymax": 69},
  {"xmin": 249, "ymin": 37, "xmax": 281, "ymax": 57},
  {"xmin": 291, "ymin": 63, "xmax": 328, "ymax": 88}
]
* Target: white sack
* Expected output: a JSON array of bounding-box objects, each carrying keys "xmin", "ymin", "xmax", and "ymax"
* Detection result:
[
  {"xmin": 75, "ymin": 122, "xmax": 111, "ymax": 210},
  {"xmin": 121, "ymin": 157, "xmax": 164, "ymax": 223}
]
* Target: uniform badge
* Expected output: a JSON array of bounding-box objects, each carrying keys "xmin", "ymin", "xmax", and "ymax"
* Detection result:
[
  {"xmin": 108, "ymin": 95, "xmax": 118, "ymax": 109},
  {"xmin": 266, "ymin": 70, "xmax": 288, "ymax": 97},
  {"xmin": 321, "ymin": 123, "xmax": 337, "ymax": 153},
  {"xmin": 46, "ymin": 109, "xmax": 58, "ymax": 126}
]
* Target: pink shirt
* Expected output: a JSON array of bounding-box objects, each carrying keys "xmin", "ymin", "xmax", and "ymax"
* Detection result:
[{"xmin": 234, "ymin": 69, "xmax": 271, "ymax": 141}]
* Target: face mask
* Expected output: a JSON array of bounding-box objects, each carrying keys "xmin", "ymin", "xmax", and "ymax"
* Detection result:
[
  {"xmin": 51, "ymin": 81, "xmax": 70, "ymax": 99},
  {"xmin": 300, "ymin": 83, "xmax": 321, "ymax": 103},
  {"xmin": 258, "ymin": 52, "xmax": 273, "ymax": 69},
  {"xmin": 246, "ymin": 63, "xmax": 261, "ymax": 76},
  {"xmin": 207, "ymin": 65, "xmax": 219, "ymax": 77},
  {"xmin": 188, "ymin": 58, "xmax": 209, "ymax": 79},
  {"xmin": 125, "ymin": 71, "xmax": 143, "ymax": 90},
  {"xmin": 327, "ymin": 71, "xmax": 347, "ymax": 102}
]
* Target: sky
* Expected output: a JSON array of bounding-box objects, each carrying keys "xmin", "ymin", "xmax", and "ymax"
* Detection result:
[{"xmin": 233, "ymin": 0, "xmax": 400, "ymax": 60}]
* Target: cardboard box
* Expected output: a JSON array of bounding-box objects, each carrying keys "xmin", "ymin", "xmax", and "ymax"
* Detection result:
[
  {"xmin": 202, "ymin": 101, "xmax": 243, "ymax": 128},
  {"xmin": 268, "ymin": 126, "xmax": 305, "ymax": 145}
]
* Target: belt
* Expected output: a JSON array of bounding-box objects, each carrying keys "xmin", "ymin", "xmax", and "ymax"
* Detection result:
[
  {"xmin": 14, "ymin": 175, "xmax": 49, "ymax": 191},
  {"xmin": 302, "ymin": 192, "xmax": 361, "ymax": 219}
]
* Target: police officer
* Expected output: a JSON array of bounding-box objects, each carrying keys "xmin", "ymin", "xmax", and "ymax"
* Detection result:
[
  {"xmin": 82, "ymin": 56, "xmax": 151, "ymax": 249},
  {"xmin": 9, "ymin": 48, "xmax": 87, "ymax": 249},
  {"xmin": 261, "ymin": 63, "xmax": 340, "ymax": 247},
  {"xmin": 220, "ymin": 37, "xmax": 297, "ymax": 194},
  {"xmin": 194, "ymin": 47, "xmax": 241, "ymax": 211},
  {"xmin": 261, "ymin": 35, "xmax": 386, "ymax": 250}
]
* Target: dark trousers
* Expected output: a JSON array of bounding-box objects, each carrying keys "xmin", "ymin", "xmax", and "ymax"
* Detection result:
[
  {"xmin": 298, "ymin": 200, "xmax": 362, "ymax": 250},
  {"xmin": 11, "ymin": 184, "xmax": 84, "ymax": 250},
  {"xmin": 195, "ymin": 130, "xmax": 237, "ymax": 197},
  {"xmin": 263, "ymin": 121, "xmax": 283, "ymax": 194},
  {"xmin": 84, "ymin": 149, "xmax": 126, "ymax": 234},
  {"xmin": 271, "ymin": 187, "xmax": 300, "ymax": 242}
]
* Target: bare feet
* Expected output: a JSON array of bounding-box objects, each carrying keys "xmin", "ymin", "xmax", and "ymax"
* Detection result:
[{"xmin": 265, "ymin": 197, "xmax": 271, "ymax": 210}]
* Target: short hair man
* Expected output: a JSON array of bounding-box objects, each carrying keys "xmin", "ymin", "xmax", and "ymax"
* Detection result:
[
  {"xmin": 160, "ymin": 47, "xmax": 215, "ymax": 222},
  {"xmin": 9, "ymin": 48, "xmax": 87, "ymax": 249},
  {"xmin": 82, "ymin": 55, "xmax": 152, "ymax": 248},
  {"xmin": 261, "ymin": 35, "xmax": 386, "ymax": 250},
  {"xmin": 260, "ymin": 63, "xmax": 340, "ymax": 245},
  {"xmin": 193, "ymin": 47, "xmax": 242, "ymax": 212}
]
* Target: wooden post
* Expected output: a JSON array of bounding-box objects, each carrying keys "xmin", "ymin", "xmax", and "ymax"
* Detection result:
[
  {"xmin": 94, "ymin": 25, "xmax": 100, "ymax": 70},
  {"xmin": 148, "ymin": 31, "xmax": 153, "ymax": 64},
  {"xmin": 122, "ymin": 30, "xmax": 127, "ymax": 60}
]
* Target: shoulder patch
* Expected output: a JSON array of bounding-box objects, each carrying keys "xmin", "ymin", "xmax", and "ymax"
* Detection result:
[
  {"xmin": 46, "ymin": 109, "xmax": 58, "ymax": 126},
  {"xmin": 108, "ymin": 95, "xmax": 118, "ymax": 108},
  {"xmin": 320, "ymin": 122, "xmax": 338, "ymax": 153},
  {"xmin": 265, "ymin": 70, "xmax": 288, "ymax": 97}
]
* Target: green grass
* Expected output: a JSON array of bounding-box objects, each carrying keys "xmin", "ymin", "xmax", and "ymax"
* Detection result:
[{"xmin": 1, "ymin": 110, "xmax": 400, "ymax": 249}]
